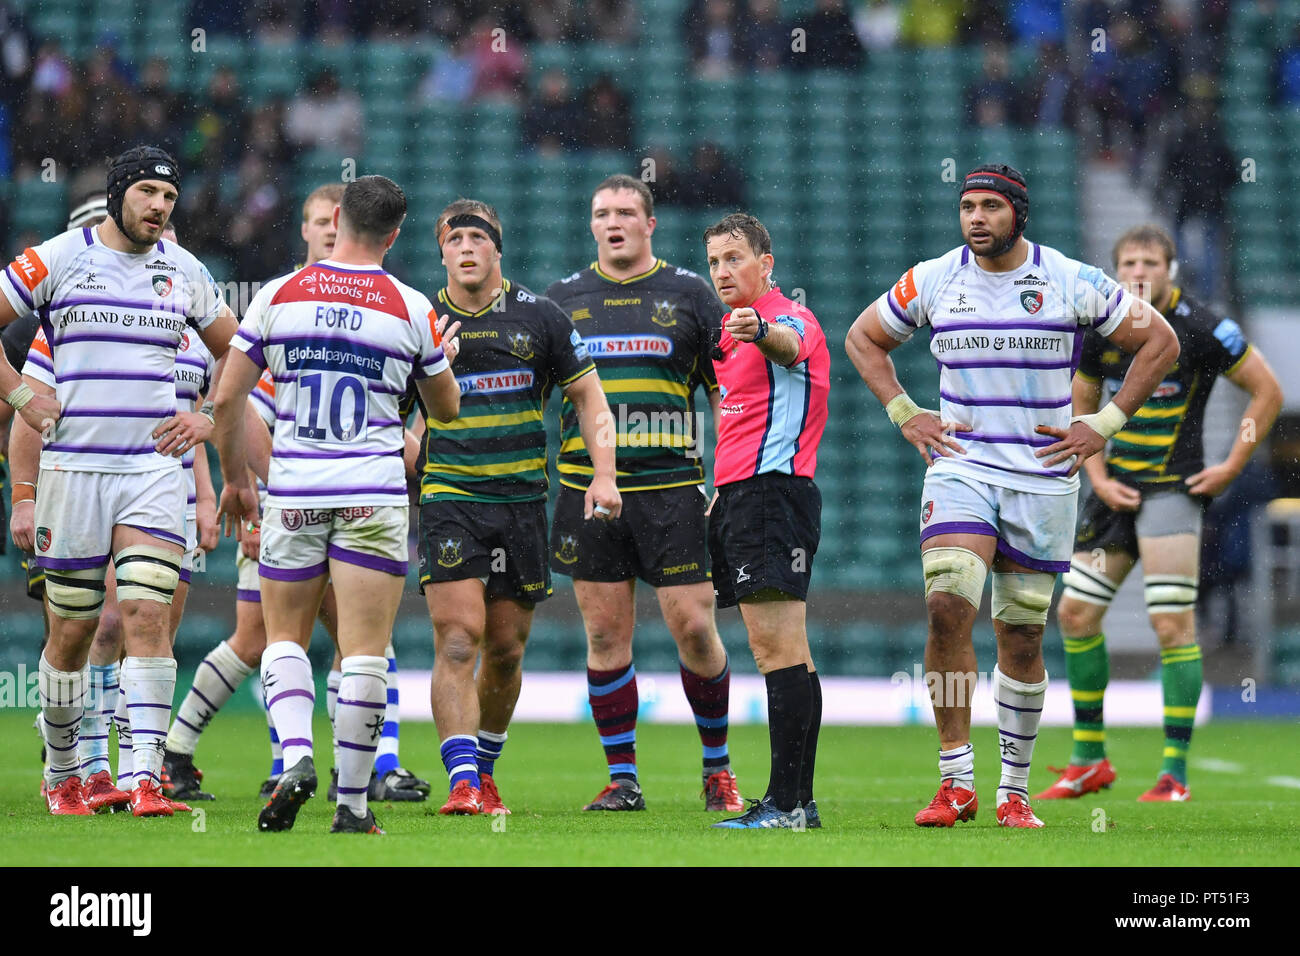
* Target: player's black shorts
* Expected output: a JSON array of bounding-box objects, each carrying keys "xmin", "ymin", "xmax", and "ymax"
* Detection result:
[
  {"xmin": 550, "ymin": 483, "xmax": 711, "ymax": 588},
  {"xmin": 708, "ymin": 473, "xmax": 821, "ymax": 608},
  {"xmin": 418, "ymin": 498, "xmax": 552, "ymax": 605},
  {"xmin": 1073, "ymin": 486, "xmax": 1207, "ymax": 559}
]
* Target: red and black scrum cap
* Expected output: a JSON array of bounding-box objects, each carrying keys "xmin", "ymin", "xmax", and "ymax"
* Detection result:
[{"xmin": 960, "ymin": 163, "xmax": 1028, "ymax": 238}]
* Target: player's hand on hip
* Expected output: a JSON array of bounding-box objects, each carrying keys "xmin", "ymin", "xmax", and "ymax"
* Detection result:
[
  {"xmin": 1095, "ymin": 477, "xmax": 1141, "ymax": 512},
  {"xmin": 19, "ymin": 394, "xmax": 60, "ymax": 442},
  {"xmin": 724, "ymin": 307, "xmax": 761, "ymax": 343},
  {"xmin": 10, "ymin": 499, "xmax": 35, "ymax": 552},
  {"xmin": 1184, "ymin": 461, "xmax": 1238, "ymax": 498},
  {"xmin": 436, "ymin": 315, "xmax": 463, "ymax": 365},
  {"xmin": 585, "ymin": 475, "xmax": 622, "ymax": 521},
  {"xmin": 154, "ymin": 411, "xmax": 212, "ymax": 457},
  {"xmin": 900, "ymin": 412, "xmax": 969, "ymax": 468},
  {"xmin": 1034, "ymin": 422, "xmax": 1105, "ymax": 475}
]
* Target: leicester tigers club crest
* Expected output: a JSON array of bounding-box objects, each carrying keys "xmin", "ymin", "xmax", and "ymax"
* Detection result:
[
  {"xmin": 1020, "ymin": 290, "xmax": 1043, "ymax": 314},
  {"xmin": 281, "ymin": 509, "xmax": 304, "ymax": 531},
  {"xmin": 650, "ymin": 300, "xmax": 677, "ymax": 327},
  {"xmin": 507, "ymin": 331, "xmax": 534, "ymax": 360},
  {"xmin": 36, "ymin": 526, "xmax": 51, "ymax": 551},
  {"xmin": 179, "ymin": 332, "xmax": 191, "ymax": 351},
  {"xmin": 554, "ymin": 534, "xmax": 579, "ymax": 565},
  {"xmin": 921, "ymin": 500, "xmax": 934, "ymax": 524},
  {"xmin": 152, "ymin": 274, "xmax": 173, "ymax": 297},
  {"xmin": 437, "ymin": 538, "xmax": 464, "ymax": 568}
]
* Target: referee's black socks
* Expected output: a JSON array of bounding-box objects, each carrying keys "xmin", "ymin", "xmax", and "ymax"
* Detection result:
[
  {"xmin": 800, "ymin": 669, "xmax": 822, "ymax": 807},
  {"xmin": 764, "ymin": 664, "xmax": 813, "ymax": 812}
]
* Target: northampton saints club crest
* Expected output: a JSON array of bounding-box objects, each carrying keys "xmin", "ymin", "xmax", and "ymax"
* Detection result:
[
  {"xmin": 1020, "ymin": 290, "xmax": 1043, "ymax": 314},
  {"xmin": 554, "ymin": 534, "xmax": 579, "ymax": 565},
  {"xmin": 437, "ymin": 538, "xmax": 464, "ymax": 568},
  {"xmin": 650, "ymin": 300, "xmax": 677, "ymax": 327},
  {"xmin": 507, "ymin": 331, "xmax": 534, "ymax": 360},
  {"xmin": 152, "ymin": 274, "xmax": 173, "ymax": 297}
]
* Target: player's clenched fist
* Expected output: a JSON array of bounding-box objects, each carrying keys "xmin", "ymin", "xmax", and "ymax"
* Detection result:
[{"xmin": 584, "ymin": 473, "xmax": 622, "ymax": 521}]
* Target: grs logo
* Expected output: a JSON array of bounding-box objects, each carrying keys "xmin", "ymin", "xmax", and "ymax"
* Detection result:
[{"xmin": 515, "ymin": 289, "xmax": 536, "ymax": 303}]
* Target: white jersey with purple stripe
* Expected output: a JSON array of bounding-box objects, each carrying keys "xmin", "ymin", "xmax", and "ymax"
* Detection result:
[
  {"xmin": 175, "ymin": 332, "xmax": 216, "ymax": 520},
  {"xmin": 877, "ymin": 241, "xmax": 1133, "ymax": 494},
  {"xmin": 230, "ymin": 260, "xmax": 448, "ymax": 509},
  {"xmin": 2, "ymin": 226, "xmax": 225, "ymax": 474}
]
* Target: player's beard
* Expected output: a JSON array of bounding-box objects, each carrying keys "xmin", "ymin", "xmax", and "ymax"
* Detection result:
[
  {"xmin": 123, "ymin": 206, "xmax": 166, "ymax": 247},
  {"xmin": 965, "ymin": 221, "xmax": 1017, "ymax": 258}
]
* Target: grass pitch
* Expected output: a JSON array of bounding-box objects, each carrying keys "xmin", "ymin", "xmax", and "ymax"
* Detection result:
[{"xmin": 2, "ymin": 713, "xmax": 1296, "ymax": 867}]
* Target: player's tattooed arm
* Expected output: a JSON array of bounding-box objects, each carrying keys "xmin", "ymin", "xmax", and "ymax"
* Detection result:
[
  {"xmin": 1187, "ymin": 349, "xmax": 1284, "ymax": 497},
  {"xmin": 846, "ymin": 301, "xmax": 969, "ymax": 467}
]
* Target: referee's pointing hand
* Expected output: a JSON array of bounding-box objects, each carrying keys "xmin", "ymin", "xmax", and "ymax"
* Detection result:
[{"xmin": 724, "ymin": 307, "xmax": 763, "ymax": 343}]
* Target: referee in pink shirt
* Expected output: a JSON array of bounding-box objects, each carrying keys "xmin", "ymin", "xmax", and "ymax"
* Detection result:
[{"xmin": 702, "ymin": 214, "xmax": 831, "ymax": 830}]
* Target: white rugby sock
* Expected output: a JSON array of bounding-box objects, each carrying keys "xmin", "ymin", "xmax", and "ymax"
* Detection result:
[
  {"xmin": 939, "ymin": 741, "xmax": 974, "ymax": 790},
  {"xmin": 39, "ymin": 653, "xmax": 87, "ymax": 783},
  {"xmin": 326, "ymin": 668, "xmax": 342, "ymax": 771},
  {"xmin": 167, "ymin": 641, "xmax": 253, "ymax": 755},
  {"xmin": 113, "ymin": 680, "xmax": 133, "ymax": 789},
  {"xmin": 121, "ymin": 657, "xmax": 177, "ymax": 787},
  {"xmin": 334, "ymin": 655, "xmax": 388, "ymax": 815},
  {"xmin": 262, "ymin": 642, "xmax": 315, "ymax": 769},
  {"xmin": 994, "ymin": 664, "xmax": 1048, "ymax": 805},
  {"xmin": 78, "ymin": 662, "xmax": 118, "ymax": 779}
]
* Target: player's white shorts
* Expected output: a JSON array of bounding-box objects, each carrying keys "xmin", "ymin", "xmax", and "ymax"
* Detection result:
[
  {"xmin": 918, "ymin": 468, "xmax": 1075, "ymax": 574},
  {"xmin": 33, "ymin": 466, "xmax": 187, "ymax": 572},
  {"xmin": 235, "ymin": 544, "xmax": 261, "ymax": 603},
  {"xmin": 180, "ymin": 514, "xmax": 198, "ymax": 583},
  {"xmin": 259, "ymin": 505, "xmax": 410, "ymax": 581}
]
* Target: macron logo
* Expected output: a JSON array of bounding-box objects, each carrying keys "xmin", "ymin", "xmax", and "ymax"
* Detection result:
[{"xmin": 50, "ymin": 885, "xmax": 152, "ymax": 936}]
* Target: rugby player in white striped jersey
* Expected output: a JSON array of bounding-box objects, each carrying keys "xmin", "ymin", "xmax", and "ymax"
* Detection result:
[
  {"xmin": 846, "ymin": 163, "xmax": 1179, "ymax": 830},
  {"xmin": 0, "ymin": 146, "xmax": 239, "ymax": 817},
  {"xmin": 214, "ymin": 175, "xmax": 459, "ymax": 834}
]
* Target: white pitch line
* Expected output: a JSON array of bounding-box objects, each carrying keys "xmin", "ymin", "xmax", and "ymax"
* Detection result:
[
  {"xmin": 1265, "ymin": 776, "xmax": 1300, "ymax": 790},
  {"xmin": 1191, "ymin": 758, "xmax": 1245, "ymax": 774}
]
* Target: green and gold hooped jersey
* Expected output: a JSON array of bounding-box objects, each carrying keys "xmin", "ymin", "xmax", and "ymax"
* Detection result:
[
  {"xmin": 545, "ymin": 259, "xmax": 724, "ymax": 492},
  {"xmin": 419, "ymin": 279, "xmax": 595, "ymax": 504},
  {"xmin": 1077, "ymin": 287, "xmax": 1251, "ymax": 485}
]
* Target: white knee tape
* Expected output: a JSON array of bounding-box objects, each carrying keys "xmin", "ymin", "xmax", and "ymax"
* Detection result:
[
  {"xmin": 1144, "ymin": 574, "xmax": 1197, "ymax": 615},
  {"xmin": 1061, "ymin": 557, "xmax": 1118, "ymax": 608},
  {"xmin": 992, "ymin": 572, "xmax": 1056, "ymax": 626},
  {"xmin": 114, "ymin": 545, "xmax": 181, "ymax": 605},
  {"xmin": 44, "ymin": 564, "xmax": 108, "ymax": 620},
  {"xmin": 922, "ymin": 547, "xmax": 988, "ymax": 610}
]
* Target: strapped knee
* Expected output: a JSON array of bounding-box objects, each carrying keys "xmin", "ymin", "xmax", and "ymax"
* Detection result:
[
  {"xmin": 114, "ymin": 545, "xmax": 181, "ymax": 605},
  {"xmin": 44, "ymin": 563, "xmax": 108, "ymax": 620},
  {"xmin": 1062, "ymin": 557, "xmax": 1119, "ymax": 608},
  {"xmin": 992, "ymin": 572, "xmax": 1056, "ymax": 626},
  {"xmin": 1144, "ymin": 574, "xmax": 1197, "ymax": 615},
  {"xmin": 922, "ymin": 547, "xmax": 988, "ymax": 610}
]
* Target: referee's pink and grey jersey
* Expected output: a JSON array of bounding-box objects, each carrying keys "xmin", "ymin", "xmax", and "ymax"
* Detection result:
[
  {"xmin": 230, "ymin": 260, "xmax": 448, "ymax": 509},
  {"xmin": 2, "ymin": 227, "xmax": 225, "ymax": 473},
  {"xmin": 877, "ymin": 242, "xmax": 1133, "ymax": 495}
]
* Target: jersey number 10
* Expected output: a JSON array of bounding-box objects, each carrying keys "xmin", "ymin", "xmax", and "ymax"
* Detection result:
[{"xmin": 295, "ymin": 372, "xmax": 368, "ymax": 444}]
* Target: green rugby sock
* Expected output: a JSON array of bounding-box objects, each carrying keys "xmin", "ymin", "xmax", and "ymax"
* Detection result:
[
  {"xmin": 1159, "ymin": 644, "xmax": 1202, "ymax": 784},
  {"xmin": 1064, "ymin": 633, "xmax": 1108, "ymax": 764}
]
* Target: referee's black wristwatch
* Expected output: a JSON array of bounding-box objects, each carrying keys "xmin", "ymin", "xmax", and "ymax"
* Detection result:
[{"xmin": 752, "ymin": 315, "xmax": 769, "ymax": 342}]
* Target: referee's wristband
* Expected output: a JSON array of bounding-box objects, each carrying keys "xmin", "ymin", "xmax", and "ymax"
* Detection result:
[
  {"xmin": 1071, "ymin": 401, "xmax": 1127, "ymax": 441},
  {"xmin": 885, "ymin": 392, "xmax": 934, "ymax": 429},
  {"xmin": 5, "ymin": 383, "xmax": 34, "ymax": 411}
]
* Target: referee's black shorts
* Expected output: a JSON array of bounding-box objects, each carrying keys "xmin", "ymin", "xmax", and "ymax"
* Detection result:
[
  {"xmin": 708, "ymin": 473, "xmax": 821, "ymax": 608},
  {"xmin": 550, "ymin": 483, "xmax": 710, "ymax": 588}
]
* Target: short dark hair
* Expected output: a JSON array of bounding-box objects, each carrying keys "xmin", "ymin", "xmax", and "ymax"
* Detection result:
[
  {"xmin": 702, "ymin": 212, "xmax": 771, "ymax": 258},
  {"xmin": 435, "ymin": 198, "xmax": 502, "ymax": 241},
  {"xmin": 1112, "ymin": 223, "xmax": 1176, "ymax": 268},
  {"xmin": 592, "ymin": 174, "xmax": 653, "ymax": 218},
  {"xmin": 303, "ymin": 182, "xmax": 345, "ymax": 221},
  {"xmin": 339, "ymin": 175, "xmax": 406, "ymax": 241}
]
